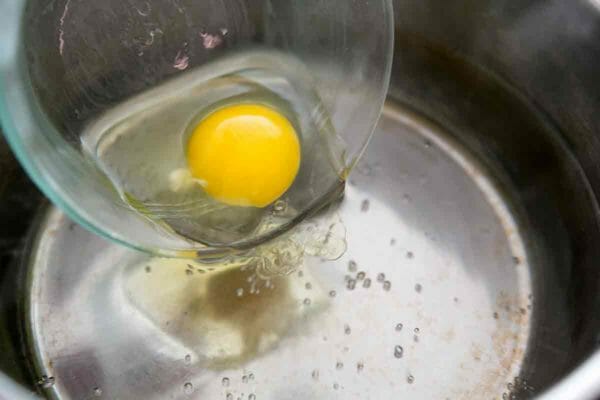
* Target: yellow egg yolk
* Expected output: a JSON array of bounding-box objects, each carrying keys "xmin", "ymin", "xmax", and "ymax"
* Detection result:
[{"xmin": 186, "ymin": 104, "xmax": 301, "ymax": 208}]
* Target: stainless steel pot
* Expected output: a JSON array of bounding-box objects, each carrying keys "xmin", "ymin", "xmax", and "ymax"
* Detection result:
[{"xmin": 1, "ymin": 0, "xmax": 600, "ymax": 399}]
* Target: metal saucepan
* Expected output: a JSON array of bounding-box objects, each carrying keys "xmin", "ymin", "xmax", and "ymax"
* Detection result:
[{"xmin": 1, "ymin": 0, "xmax": 599, "ymax": 399}]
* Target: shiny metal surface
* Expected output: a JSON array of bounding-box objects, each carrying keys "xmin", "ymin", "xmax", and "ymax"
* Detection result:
[
  {"xmin": 389, "ymin": 1, "xmax": 600, "ymax": 397},
  {"xmin": 25, "ymin": 104, "xmax": 532, "ymax": 399},
  {"xmin": 0, "ymin": 132, "xmax": 43, "ymax": 398}
]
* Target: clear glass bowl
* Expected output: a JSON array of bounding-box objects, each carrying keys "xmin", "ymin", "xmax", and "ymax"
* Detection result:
[{"xmin": 0, "ymin": 0, "xmax": 393, "ymax": 258}]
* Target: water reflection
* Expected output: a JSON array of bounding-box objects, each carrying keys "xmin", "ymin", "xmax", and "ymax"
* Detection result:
[{"xmin": 124, "ymin": 257, "xmax": 327, "ymax": 370}]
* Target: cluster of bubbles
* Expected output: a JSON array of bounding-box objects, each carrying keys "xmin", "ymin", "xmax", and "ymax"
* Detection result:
[
  {"xmin": 502, "ymin": 376, "xmax": 535, "ymax": 399},
  {"xmin": 36, "ymin": 375, "xmax": 55, "ymax": 389},
  {"xmin": 218, "ymin": 372, "xmax": 257, "ymax": 400},
  {"xmin": 344, "ymin": 260, "xmax": 391, "ymax": 292},
  {"xmin": 302, "ymin": 252, "xmax": 424, "ymax": 393}
]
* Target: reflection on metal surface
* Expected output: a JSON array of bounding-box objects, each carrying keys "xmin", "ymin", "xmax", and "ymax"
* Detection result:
[
  {"xmin": 25, "ymin": 103, "xmax": 532, "ymax": 399},
  {"xmin": 588, "ymin": 0, "xmax": 600, "ymax": 12}
]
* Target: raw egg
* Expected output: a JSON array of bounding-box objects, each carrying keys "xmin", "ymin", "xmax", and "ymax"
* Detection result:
[{"xmin": 186, "ymin": 104, "xmax": 301, "ymax": 207}]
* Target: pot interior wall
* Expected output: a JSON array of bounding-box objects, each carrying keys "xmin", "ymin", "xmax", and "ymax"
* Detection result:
[{"xmin": 389, "ymin": 0, "xmax": 600, "ymax": 396}]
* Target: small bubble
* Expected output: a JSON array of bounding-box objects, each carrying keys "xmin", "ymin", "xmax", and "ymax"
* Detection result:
[
  {"xmin": 513, "ymin": 256, "xmax": 521, "ymax": 265},
  {"xmin": 303, "ymin": 298, "xmax": 311, "ymax": 306},
  {"xmin": 222, "ymin": 377, "xmax": 230, "ymax": 387},
  {"xmin": 507, "ymin": 382, "xmax": 514, "ymax": 390},
  {"xmin": 333, "ymin": 383, "xmax": 339, "ymax": 390},
  {"xmin": 406, "ymin": 251, "xmax": 414, "ymax": 259},
  {"xmin": 227, "ymin": 394, "xmax": 234, "ymax": 400},
  {"xmin": 249, "ymin": 373, "xmax": 254, "ymax": 381},
  {"xmin": 383, "ymin": 281, "xmax": 391, "ymax": 291},
  {"xmin": 415, "ymin": 283, "xmax": 422, "ymax": 293},
  {"xmin": 502, "ymin": 393, "xmax": 508, "ymax": 400},
  {"xmin": 185, "ymin": 354, "xmax": 192, "ymax": 364},
  {"xmin": 305, "ymin": 282, "xmax": 312, "ymax": 290},
  {"xmin": 336, "ymin": 362, "xmax": 344, "ymax": 370},
  {"xmin": 273, "ymin": 200, "xmax": 287, "ymax": 213},
  {"xmin": 395, "ymin": 323, "xmax": 403, "ymax": 332},
  {"xmin": 344, "ymin": 324, "xmax": 351, "ymax": 335},
  {"xmin": 185, "ymin": 269, "xmax": 194, "ymax": 276},
  {"xmin": 357, "ymin": 362, "xmax": 364, "ymax": 372},
  {"xmin": 424, "ymin": 139, "xmax": 433, "ymax": 148},
  {"xmin": 377, "ymin": 273, "xmax": 386, "ymax": 282},
  {"xmin": 183, "ymin": 382, "xmax": 193, "ymax": 394},
  {"xmin": 414, "ymin": 328, "xmax": 420, "ymax": 334},
  {"xmin": 329, "ymin": 290, "xmax": 337, "ymax": 297},
  {"xmin": 407, "ymin": 374, "xmax": 414, "ymax": 384},
  {"xmin": 361, "ymin": 199, "xmax": 370, "ymax": 212},
  {"xmin": 390, "ymin": 238, "xmax": 396, "ymax": 246},
  {"xmin": 249, "ymin": 395, "xmax": 256, "ymax": 400},
  {"xmin": 136, "ymin": 2, "xmax": 151, "ymax": 17},
  {"xmin": 242, "ymin": 375, "xmax": 248, "ymax": 383},
  {"xmin": 348, "ymin": 260, "xmax": 357, "ymax": 272},
  {"xmin": 413, "ymin": 335, "xmax": 419, "ymax": 342},
  {"xmin": 236, "ymin": 288, "xmax": 244, "ymax": 297},
  {"xmin": 493, "ymin": 312, "xmax": 499, "ymax": 319},
  {"xmin": 145, "ymin": 265, "xmax": 151, "ymax": 273},
  {"xmin": 362, "ymin": 278, "xmax": 371, "ymax": 288},
  {"xmin": 312, "ymin": 369, "xmax": 319, "ymax": 380},
  {"xmin": 343, "ymin": 346, "xmax": 349, "ymax": 353},
  {"xmin": 357, "ymin": 271, "xmax": 366, "ymax": 280},
  {"xmin": 93, "ymin": 387, "xmax": 102, "ymax": 396},
  {"xmin": 347, "ymin": 279, "xmax": 356, "ymax": 290},
  {"xmin": 37, "ymin": 375, "xmax": 55, "ymax": 389},
  {"xmin": 394, "ymin": 345, "xmax": 404, "ymax": 358},
  {"xmin": 298, "ymin": 270, "xmax": 304, "ymax": 278}
]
